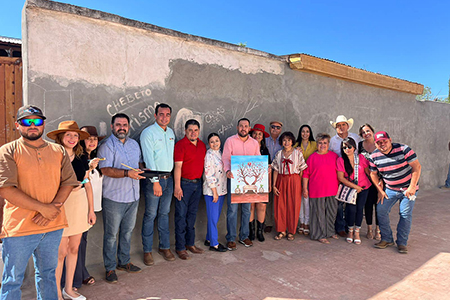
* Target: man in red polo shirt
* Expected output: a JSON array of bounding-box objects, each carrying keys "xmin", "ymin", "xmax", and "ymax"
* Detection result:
[{"xmin": 174, "ymin": 119, "xmax": 207, "ymax": 260}]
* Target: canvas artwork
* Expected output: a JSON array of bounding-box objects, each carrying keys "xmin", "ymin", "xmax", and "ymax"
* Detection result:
[{"xmin": 230, "ymin": 155, "xmax": 269, "ymax": 203}]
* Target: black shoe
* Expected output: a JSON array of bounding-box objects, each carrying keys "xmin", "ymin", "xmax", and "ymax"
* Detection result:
[
  {"xmin": 249, "ymin": 220, "xmax": 256, "ymax": 241},
  {"xmin": 204, "ymin": 240, "xmax": 210, "ymax": 247},
  {"xmin": 257, "ymin": 221, "xmax": 265, "ymax": 242},
  {"xmin": 209, "ymin": 243, "xmax": 228, "ymax": 252},
  {"xmin": 105, "ymin": 270, "xmax": 118, "ymax": 283},
  {"xmin": 116, "ymin": 263, "xmax": 142, "ymax": 273}
]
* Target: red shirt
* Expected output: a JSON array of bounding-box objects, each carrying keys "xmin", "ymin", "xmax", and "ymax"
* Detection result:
[{"xmin": 174, "ymin": 136, "xmax": 207, "ymax": 179}]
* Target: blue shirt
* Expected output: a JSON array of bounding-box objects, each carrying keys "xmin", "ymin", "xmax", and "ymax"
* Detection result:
[
  {"xmin": 140, "ymin": 123, "xmax": 175, "ymax": 172},
  {"xmin": 265, "ymin": 136, "xmax": 283, "ymax": 160},
  {"xmin": 98, "ymin": 134, "xmax": 142, "ymax": 203}
]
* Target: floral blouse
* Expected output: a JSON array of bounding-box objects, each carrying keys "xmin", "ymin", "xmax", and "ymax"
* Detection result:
[
  {"xmin": 203, "ymin": 149, "xmax": 227, "ymax": 196},
  {"xmin": 272, "ymin": 148, "xmax": 307, "ymax": 175}
]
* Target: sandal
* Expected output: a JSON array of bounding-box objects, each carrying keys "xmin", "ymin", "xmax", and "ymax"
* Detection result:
[
  {"xmin": 303, "ymin": 225, "xmax": 310, "ymax": 236},
  {"xmin": 374, "ymin": 227, "xmax": 381, "ymax": 240},
  {"xmin": 318, "ymin": 238, "xmax": 330, "ymax": 244},
  {"xmin": 366, "ymin": 225, "xmax": 374, "ymax": 239},
  {"xmin": 274, "ymin": 232, "xmax": 286, "ymax": 240},
  {"xmin": 287, "ymin": 233, "xmax": 295, "ymax": 241},
  {"xmin": 82, "ymin": 276, "xmax": 95, "ymax": 286},
  {"xmin": 331, "ymin": 234, "xmax": 339, "ymax": 240},
  {"xmin": 347, "ymin": 227, "xmax": 354, "ymax": 244},
  {"xmin": 353, "ymin": 227, "xmax": 361, "ymax": 245}
]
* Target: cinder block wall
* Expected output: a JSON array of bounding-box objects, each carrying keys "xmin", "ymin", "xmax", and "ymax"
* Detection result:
[{"xmin": 22, "ymin": 0, "xmax": 450, "ymax": 269}]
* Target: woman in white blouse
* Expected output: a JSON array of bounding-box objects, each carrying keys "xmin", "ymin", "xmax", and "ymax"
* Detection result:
[{"xmin": 203, "ymin": 133, "xmax": 228, "ymax": 252}]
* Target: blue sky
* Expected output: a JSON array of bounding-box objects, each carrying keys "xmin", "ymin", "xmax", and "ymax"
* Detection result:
[{"xmin": 2, "ymin": 0, "xmax": 449, "ymax": 98}]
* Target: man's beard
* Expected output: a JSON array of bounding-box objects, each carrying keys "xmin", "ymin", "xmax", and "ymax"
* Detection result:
[
  {"xmin": 238, "ymin": 130, "xmax": 248, "ymax": 138},
  {"xmin": 113, "ymin": 129, "xmax": 128, "ymax": 139},
  {"xmin": 21, "ymin": 130, "xmax": 43, "ymax": 141}
]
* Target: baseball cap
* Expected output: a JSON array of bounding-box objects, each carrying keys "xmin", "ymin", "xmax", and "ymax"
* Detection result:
[
  {"xmin": 16, "ymin": 105, "xmax": 46, "ymax": 121},
  {"xmin": 374, "ymin": 131, "xmax": 390, "ymax": 142}
]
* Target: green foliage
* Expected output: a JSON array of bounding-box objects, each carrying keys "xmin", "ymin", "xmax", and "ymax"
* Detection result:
[
  {"xmin": 237, "ymin": 42, "xmax": 247, "ymax": 47},
  {"xmin": 416, "ymin": 85, "xmax": 449, "ymax": 103}
]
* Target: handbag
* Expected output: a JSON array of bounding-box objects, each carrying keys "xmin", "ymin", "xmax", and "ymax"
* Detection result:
[{"xmin": 336, "ymin": 154, "xmax": 359, "ymax": 205}]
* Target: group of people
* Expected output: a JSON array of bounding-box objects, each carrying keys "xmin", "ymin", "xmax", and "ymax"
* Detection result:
[{"xmin": 0, "ymin": 104, "xmax": 421, "ymax": 300}]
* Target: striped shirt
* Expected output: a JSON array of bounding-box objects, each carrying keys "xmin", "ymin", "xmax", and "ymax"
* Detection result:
[{"xmin": 369, "ymin": 143, "xmax": 418, "ymax": 191}]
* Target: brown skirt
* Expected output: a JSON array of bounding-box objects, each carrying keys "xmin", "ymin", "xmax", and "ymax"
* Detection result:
[
  {"xmin": 62, "ymin": 188, "xmax": 91, "ymax": 237},
  {"xmin": 274, "ymin": 174, "xmax": 302, "ymax": 234}
]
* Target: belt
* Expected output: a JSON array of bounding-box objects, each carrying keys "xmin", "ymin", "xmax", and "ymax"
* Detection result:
[
  {"xmin": 181, "ymin": 177, "xmax": 201, "ymax": 183},
  {"xmin": 160, "ymin": 174, "xmax": 171, "ymax": 180}
]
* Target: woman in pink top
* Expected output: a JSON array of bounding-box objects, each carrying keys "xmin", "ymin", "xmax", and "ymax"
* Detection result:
[
  {"xmin": 302, "ymin": 133, "xmax": 339, "ymax": 244},
  {"xmin": 337, "ymin": 137, "xmax": 371, "ymax": 245}
]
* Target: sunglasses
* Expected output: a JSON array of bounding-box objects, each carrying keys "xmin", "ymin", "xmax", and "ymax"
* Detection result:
[
  {"xmin": 342, "ymin": 145, "xmax": 353, "ymax": 150},
  {"xmin": 19, "ymin": 118, "xmax": 44, "ymax": 127},
  {"xmin": 271, "ymin": 125, "xmax": 281, "ymax": 130}
]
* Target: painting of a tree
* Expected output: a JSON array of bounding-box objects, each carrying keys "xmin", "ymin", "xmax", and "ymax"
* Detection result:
[
  {"xmin": 231, "ymin": 155, "xmax": 269, "ymax": 203},
  {"xmin": 235, "ymin": 161, "xmax": 266, "ymax": 186}
]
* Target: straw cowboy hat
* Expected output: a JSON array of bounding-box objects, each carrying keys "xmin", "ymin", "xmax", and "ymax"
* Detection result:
[
  {"xmin": 330, "ymin": 115, "xmax": 354, "ymax": 130},
  {"xmin": 47, "ymin": 121, "xmax": 90, "ymax": 140},
  {"xmin": 80, "ymin": 126, "xmax": 105, "ymax": 141},
  {"xmin": 250, "ymin": 124, "xmax": 270, "ymax": 138}
]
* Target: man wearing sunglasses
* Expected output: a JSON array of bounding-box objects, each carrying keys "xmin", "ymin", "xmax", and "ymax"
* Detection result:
[
  {"xmin": 0, "ymin": 105, "xmax": 79, "ymax": 299},
  {"xmin": 264, "ymin": 121, "xmax": 283, "ymax": 233}
]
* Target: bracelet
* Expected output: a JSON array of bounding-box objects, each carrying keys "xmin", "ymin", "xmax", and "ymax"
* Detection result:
[{"xmin": 124, "ymin": 170, "xmax": 128, "ymax": 177}]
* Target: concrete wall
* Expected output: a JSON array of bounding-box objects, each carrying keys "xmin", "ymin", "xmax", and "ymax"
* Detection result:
[{"xmin": 22, "ymin": 0, "xmax": 450, "ymax": 269}]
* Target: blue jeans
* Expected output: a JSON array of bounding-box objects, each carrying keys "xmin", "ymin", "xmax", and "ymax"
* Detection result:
[
  {"xmin": 175, "ymin": 180, "xmax": 202, "ymax": 251},
  {"xmin": 102, "ymin": 198, "xmax": 139, "ymax": 271},
  {"xmin": 1, "ymin": 229, "xmax": 63, "ymax": 300},
  {"xmin": 226, "ymin": 179, "xmax": 251, "ymax": 242},
  {"xmin": 142, "ymin": 177, "xmax": 173, "ymax": 252},
  {"xmin": 377, "ymin": 188, "xmax": 417, "ymax": 246},
  {"xmin": 205, "ymin": 195, "xmax": 226, "ymax": 247},
  {"xmin": 345, "ymin": 189, "xmax": 369, "ymax": 227},
  {"xmin": 335, "ymin": 201, "xmax": 347, "ymax": 232},
  {"xmin": 445, "ymin": 164, "xmax": 450, "ymax": 187}
]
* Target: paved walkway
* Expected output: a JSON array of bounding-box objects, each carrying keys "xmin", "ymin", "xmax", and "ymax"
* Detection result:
[{"xmin": 21, "ymin": 188, "xmax": 450, "ymax": 300}]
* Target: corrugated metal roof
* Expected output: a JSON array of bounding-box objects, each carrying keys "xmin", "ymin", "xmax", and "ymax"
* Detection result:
[{"xmin": 0, "ymin": 36, "xmax": 22, "ymax": 45}]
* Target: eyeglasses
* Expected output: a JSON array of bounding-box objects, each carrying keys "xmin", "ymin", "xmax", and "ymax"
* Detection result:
[
  {"xmin": 19, "ymin": 118, "xmax": 44, "ymax": 127},
  {"xmin": 342, "ymin": 145, "xmax": 353, "ymax": 150},
  {"xmin": 271, "ymin": 125, "xmax": 281, "ymax": 130}
]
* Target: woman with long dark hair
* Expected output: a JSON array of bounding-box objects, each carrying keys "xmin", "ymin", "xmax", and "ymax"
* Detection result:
[
  {"xmin": 294, "ymin": 124, "xmax": 317, "ymax": 235},
  {"xmin": 337, "ymin": 137, "xmax": 371, "ymax": 245},
  {"xmin": 358, "ymin": 124, "xmax": 381, "ymax": 240}
]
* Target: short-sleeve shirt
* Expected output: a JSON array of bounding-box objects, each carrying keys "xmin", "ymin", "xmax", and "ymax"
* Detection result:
[
  {"xmin": 174, "ymin": 136, "xmax": 207, "ymax": 180},
  {"xmin": 0, "ymin": 138, "xmax": 78, "ymax": 238},
  {"xmin": 336, "ymin": 154, "xmax": 372, "ymax": 189},
  {"xmin": 72, "ymin": 154, "xmax": 89, "ymax": 181},
  {"xmin": 98, "ymin": 135, "xmax": 142, "ymax": 203},
  {"xmin": 369, "ymin": 143, "xmax": 418, "ymax": 191},
  {"xmin": 303, "ymin": 151, "xmax": 339, "ymax": 198},
  {"xmin": 272, "ymin": 148, "xmax": 307, "ymax": 175}
]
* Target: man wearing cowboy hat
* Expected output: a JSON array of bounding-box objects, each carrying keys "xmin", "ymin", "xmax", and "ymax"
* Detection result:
[
  {"xmin": 329, "ymin": 115, "xmax": 361, "ymax": 237},
  {"xmin": 0, "ymin": 105, "xmax": 79, "ymax": 299},
  {"xmin": 264, "ymin": 121, "xmax": 283, "ymax": 233}
]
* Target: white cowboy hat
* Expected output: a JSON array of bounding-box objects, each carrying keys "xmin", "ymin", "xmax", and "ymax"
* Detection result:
[{"xmin": 330, "ymin": 115, "xmax": 354, "ymax": 130}]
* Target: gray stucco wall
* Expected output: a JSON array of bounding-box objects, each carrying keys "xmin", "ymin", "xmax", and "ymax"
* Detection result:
[{"xmin": 21, "ymin": 0, "xmax": 449, "ymax": 270}]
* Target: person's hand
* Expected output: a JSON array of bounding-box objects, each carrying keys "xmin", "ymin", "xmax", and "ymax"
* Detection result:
[
  {"xmin": 88, "ymin": 210, "xmax": 96, "ymax": 225},
  {"xmin": 174, "ymin": 186, "xmax": 183, "ymax": 201},
  {"xmin": 89, "ymin": 158, "xmax": 100, "ymax": 170},
  {"xmin": 153, "ymin": 182, "xmax": 162, "ymax": 197},
  {"xmin": 226, "ymin": 171, "xmax": 234, "ymax": 179},
  {"xmin": 355, "ymin": 186, "xmax": 363, "ymax": 193},
  {"xmin": 404, "ymin": 186, "xmax": 416, "ymax": 199},
  {"xmin": 273, "ymin": 186, "xmax": 280, "ymax": 196},
  {"xmin": 377, "ymin": 190, "xmax": 388, "ymax": 204},
  {"xmin": 38, "ymin": 202, "xmax": 63, "ymax": 220},
  {"xmin": 303, "ymin": 188, "xmax": 308, "ymax": 199},
  {"xmin": 213, "ymin": 191, "xmax": 219, "ymax": 203},
  {"xmin": 32, "ymin": 213, "xmax": 50, "ymax": 226},
  {"xmin": 128, "ymin": 169, "xmax": 145, "ymax": 180}
]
